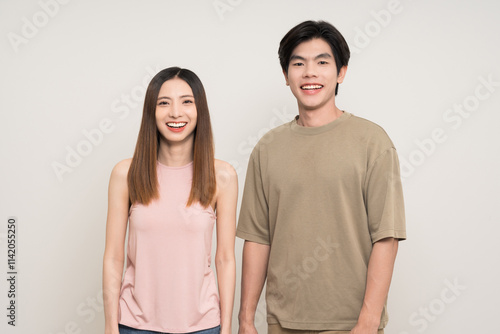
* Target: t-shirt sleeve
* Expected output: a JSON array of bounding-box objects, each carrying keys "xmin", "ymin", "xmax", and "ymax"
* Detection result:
[
  {"xmin": 236, "ymin": 147, "xmax": 270, "ymax": 245},
  {"xmin": 364, "ymin": 148, "xmax": 407, "ymax": 243}
]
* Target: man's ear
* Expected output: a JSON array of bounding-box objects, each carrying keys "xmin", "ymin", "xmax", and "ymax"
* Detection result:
[
  {"xmin": 283, "ymin": 69, "xmax": 289, "ymax": 86},
  {"xmin": 337, "ymin": 66, "xmax": 348, "ymax": 84}
]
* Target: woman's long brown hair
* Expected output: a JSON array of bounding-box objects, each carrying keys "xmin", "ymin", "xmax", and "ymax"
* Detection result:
[{"xmin": 127, "ymin": 67, "xmax": 216, "ymax": 208}]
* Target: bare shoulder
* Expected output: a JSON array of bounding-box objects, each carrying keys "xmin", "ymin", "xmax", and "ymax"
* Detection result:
[
  {"xmin": 111, "ymin": 158, "xmax": 132, "ymax": 178},
  {"xmin": 214, "ymin": 159, "xmax": 238, "ymax": 194},
  {"xmin": 109, "ymin": 158, "xmax": 132, "ymax": 187},
  {"xmin": 214, "ymin": 159, "xmax": 237, "ymax": 180}
]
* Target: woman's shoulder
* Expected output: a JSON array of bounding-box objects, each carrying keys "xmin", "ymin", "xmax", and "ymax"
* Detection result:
[
  {"xmin": 107, "ymin": 159, "xmax": 132, "ymax": 199},
  {"xmin": 214, "ymin": 159, "xmax": 238, "ymax": 191},
  {"xmin": 110, "ymin": 158, "xmax": 133, "ymax": 181},
  {"xmin": 214, "ymin": 159, "xmax": 237, "ymax": 178}
]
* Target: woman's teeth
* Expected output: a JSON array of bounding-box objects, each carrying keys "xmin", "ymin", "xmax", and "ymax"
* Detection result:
[{"xmin": 167, "ymin": 122, "xmax": 187, "ymax": 128}]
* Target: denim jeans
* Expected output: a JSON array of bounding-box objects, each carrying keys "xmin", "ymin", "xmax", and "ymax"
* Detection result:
[{"xmin": 118, "ymin": 324, "xmax": 221, "ymax": 334}]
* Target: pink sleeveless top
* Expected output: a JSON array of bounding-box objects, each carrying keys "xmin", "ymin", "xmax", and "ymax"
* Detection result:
[{"xmin": 118, "ymin": 161, "xmax": 220, "ymax": 333}]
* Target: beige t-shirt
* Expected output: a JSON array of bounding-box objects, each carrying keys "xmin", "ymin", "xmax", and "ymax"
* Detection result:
[{"xmin": 236, "ymin": 111, "xmax": 406, "ymax": 331}]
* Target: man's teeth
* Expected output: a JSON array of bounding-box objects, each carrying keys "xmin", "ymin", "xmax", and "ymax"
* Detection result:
[
  {"xmin": 167, "ymin": 122, "xmax": 187, "ymax": 128},
  {"xmin": 301, "ymin": 85, "xmax": 323, "ymax": 90}
]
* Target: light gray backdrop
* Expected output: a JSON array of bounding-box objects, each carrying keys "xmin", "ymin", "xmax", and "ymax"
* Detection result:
[{"xmin": 1, "ymin": 0, "xmax": 499, "ymax": 333}]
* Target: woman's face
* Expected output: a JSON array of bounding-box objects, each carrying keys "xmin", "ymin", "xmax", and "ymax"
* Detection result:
[{"xmin": 155, "ymin": 77, "xmax": 197, "ymax": 146}]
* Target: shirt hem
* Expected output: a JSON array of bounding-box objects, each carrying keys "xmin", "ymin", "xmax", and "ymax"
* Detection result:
[
  {"xmin": 119, "ymin": 319, "xmax": 221, "ymax": 333},
  {"xmin": 236, "ymin": 229, "xmax": 270, "ymax": 245},
  {"xmin": 267, "ymin": 316, "xmax": 387, "ymax": 331},
  {"xmin": 371, "ymin": 229, "xmax": 407, "ymax": 243}
]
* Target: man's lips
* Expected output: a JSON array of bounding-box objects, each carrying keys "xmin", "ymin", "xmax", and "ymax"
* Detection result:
[
  {"xmin": 300, "ymin": 84, "xmax": 323, "ymax": 95},
  {"xmin": 301, "ymin": 84, "xmax": 324, "ymax": 90}
]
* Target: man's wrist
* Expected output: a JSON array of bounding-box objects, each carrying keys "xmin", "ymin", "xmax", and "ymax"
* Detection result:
[
  {"xmin": 356, "ymin": 311, "xmax": 381, "ymax": 329},
  {"xmin": 238, "ymin": 311, "xmax": 255, "ymax": 325}
]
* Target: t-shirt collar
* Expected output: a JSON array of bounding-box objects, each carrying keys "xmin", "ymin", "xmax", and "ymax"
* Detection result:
[{"xmin": 290, "ymin": 111, "xmax": 351, "ymax": 135}]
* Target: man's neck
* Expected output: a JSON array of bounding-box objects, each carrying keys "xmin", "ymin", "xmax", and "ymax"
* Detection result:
[{"xmin": 296, "ymin": 105, "xmax": 344, "ymax": 127}]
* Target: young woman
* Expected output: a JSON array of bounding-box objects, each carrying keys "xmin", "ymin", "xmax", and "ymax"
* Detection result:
[{"xmin": 103, "ymin": 67, "xmax": 237, "ymax": 334}]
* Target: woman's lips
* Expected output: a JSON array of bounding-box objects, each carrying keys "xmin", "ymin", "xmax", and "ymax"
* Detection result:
[{"xmin": 166, "ymin": 122, "xmax": 187, "ymax": 132}]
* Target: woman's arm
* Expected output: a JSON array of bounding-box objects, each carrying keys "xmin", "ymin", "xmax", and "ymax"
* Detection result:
[
  {"xmin": 103, "ymin": 159, "xmax": 131, "ymax": 334},
  {"xmin": 214, "ymin": 160, "xmax": 238, "ymax": 334}
]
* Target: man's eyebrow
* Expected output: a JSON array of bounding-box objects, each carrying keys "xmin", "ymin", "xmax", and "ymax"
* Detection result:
[
  {"xmin": 315, "ymin": 53, "xmax": 332, "ymax": 59},
  {"xmin": 290, "ymin": 53, "xmax": 332, "ymax": 61},
  {"xmin": 290, "ymin": 55, "xmax": 306, "ymax": 61}
]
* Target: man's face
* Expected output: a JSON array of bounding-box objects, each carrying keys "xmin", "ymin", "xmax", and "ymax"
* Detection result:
[{"xmin": 284, "ymin": 38, "xmax": 346, "ymax": 113}]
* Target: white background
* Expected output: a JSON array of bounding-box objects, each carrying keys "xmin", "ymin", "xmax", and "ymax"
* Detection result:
[{"xmin": 1, "ymin": 0, "xmax": 499, "ymax": 333}]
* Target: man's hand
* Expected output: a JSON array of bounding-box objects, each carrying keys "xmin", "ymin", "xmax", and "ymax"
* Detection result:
[
  {"xmin": 350, "ymin": 321, "xmax": 379, "ymax": 334},
  {"xmin": 238, "ymin": 320, "xmax": 258, "ymax": 334}
]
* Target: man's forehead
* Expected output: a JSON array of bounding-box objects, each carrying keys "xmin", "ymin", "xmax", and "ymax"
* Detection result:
[{"xmin": 291, "ymin": 39, "xmax": 334, "ymax": 58}]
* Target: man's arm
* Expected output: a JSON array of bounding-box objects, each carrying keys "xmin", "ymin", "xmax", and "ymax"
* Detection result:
[
  {"xmin": 238, "ymin": 241, "xmax": 271, "ymax": 334},
  {"xmin": 351, "ymin": 237, "xmax": 399, "ymax": 334}
]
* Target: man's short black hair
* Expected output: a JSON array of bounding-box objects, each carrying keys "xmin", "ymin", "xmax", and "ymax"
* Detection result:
[{"xmin": 278, "ymin": 20, "xmax": 350, "ymax": 95}]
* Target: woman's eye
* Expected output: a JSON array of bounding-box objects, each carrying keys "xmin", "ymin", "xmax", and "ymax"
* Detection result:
[
  {"xmin": 158, "ymin": 101, "xmax": 169, "ymax": 105},
  {"xmin": 183, "ymin": 100, "xmax": 194, "ymax": 104}
]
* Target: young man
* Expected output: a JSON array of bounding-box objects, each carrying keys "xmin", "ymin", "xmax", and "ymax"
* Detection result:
[{"xmin": 236, "ymin": 21, "xmax": 406, "ymax": 334}]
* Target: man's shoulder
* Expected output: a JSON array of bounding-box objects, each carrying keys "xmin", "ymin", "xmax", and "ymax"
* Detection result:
[
  {"xmin": 346, "ymin": 113, "xmax": 395, "ymax": 145},
  {"xmin": 348, "ymin": 113, "xmax": 388, "ymax": 133},
  {"xmin": 255, "ymin": 121, "xmax": 294, "ymax": 148}
]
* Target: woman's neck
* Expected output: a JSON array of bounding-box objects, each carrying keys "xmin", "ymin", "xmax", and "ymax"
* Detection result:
[{"xmin": 157, "ymin": 140, "xmax": 194, "ymax": 167}]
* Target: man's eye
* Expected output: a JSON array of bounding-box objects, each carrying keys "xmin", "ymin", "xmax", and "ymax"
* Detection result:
[
  {"xmin": 292, "ymin": 63, "xmax": 304, "ymax": 66},
  {"xmin": 319, "ymin": 61, "xmax": 328, "ymax": 65}
]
